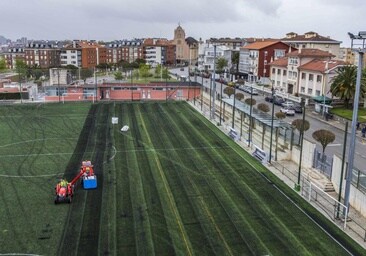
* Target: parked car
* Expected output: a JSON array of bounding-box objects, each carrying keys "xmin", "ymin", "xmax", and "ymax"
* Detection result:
[
  {"xmin": 281, "ymin": 101, "xmax": 295, "ymax": 108},
  {"xmin": 265, "ymin": 96, "xmax": 273, "ymax": 102},
  {"xmin": 292, "ymin": 104, "xmax": 303, "ymax": 113},
  {"xmin": 280, "ymin": 107, "xmax": 295, "ymax": 116},
  {"xmin": 273, "ymin": 96, "xmax": 285, "ymax": 106}
]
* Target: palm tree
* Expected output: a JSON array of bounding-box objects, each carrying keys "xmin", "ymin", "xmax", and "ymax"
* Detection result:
[{"xmin": 330, "ymin": 65, "xmax": 366, "ymax": 108}]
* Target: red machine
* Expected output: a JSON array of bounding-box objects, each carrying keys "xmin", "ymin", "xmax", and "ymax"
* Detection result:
[{"xmin": 54, "ymin": 161, "xmax": 97, "ymax": 204}]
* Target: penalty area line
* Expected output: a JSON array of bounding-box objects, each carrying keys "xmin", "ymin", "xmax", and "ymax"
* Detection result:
[{"xmin": 0, "ymin": 173, "xmax": 63, "ymax": 178}]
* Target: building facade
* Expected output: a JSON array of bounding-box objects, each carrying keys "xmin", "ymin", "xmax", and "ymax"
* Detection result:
[
  {"xmin": 106, "ymin": 39, "xmax": 144, "ymax": 65},
  {"xmin": 281, "ymin": 32, "xmax": 342, "ymax": 59},
  {"xmin": 60, "ymin": 41, "xmax": 82, "ymax": 67},
  {"xmin": 24, "ymin": 41, "xmax": 61, "ymax": 68},
  {"xmin": 269, "ymin": 48, "xmax": 344, "ymax": 98},
  {"xmin": 239, "ymin": 41, "xmax": 294, "ymax": 82},
  {"xmin": 2, "ymin": 46, "xmax": 25, "ymax": 69}
]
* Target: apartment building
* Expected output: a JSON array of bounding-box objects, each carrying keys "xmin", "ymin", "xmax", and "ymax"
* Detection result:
[
  {"xmin": 78, "ymin": 41, "xmax": 106, "ymax": 69},
  {"xmin": 143, "ymin": 38, "xmax": 176, "ymax": 67},
  {"xmin": 198, "ymin": 43, "xmax": 232, "ymax": 72},
  {"xmin": 239, "ymin": 41, "xmax": 294, "ymax": 82},
  {"xmin": 281, "ymin": 31, "xmax": 342, "ymax": 59},
  {"xmin": 25, "ymin": 41, "xmax": 61, "ymax": 68},
  {"xmin": 60, "ymin": 41, "xmax": 82, "ymax": 67},
  {"xmin": 106, "ymin": 39, "xmax": 144, "ymax": 64},
  {"xmin": 269, "ymin": 48, "xmax": 344, "ymax": 98},
  {"xmin": 2, "ymin": 46, "xmax": 25, "ymax": 69}
]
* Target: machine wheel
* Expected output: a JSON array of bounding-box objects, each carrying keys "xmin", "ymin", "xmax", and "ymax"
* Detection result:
[{"xmin": 54, "ymin": 196, "xmax": 59, "ymax": 204}]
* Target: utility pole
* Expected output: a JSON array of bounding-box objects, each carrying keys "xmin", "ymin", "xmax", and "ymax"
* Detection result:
[
  {"xmin": 344, "ymin": 32, "xmax": 366, "ymax": 215},
  {"xmin": 269, "ymin": 86, "xmax": 275, "ymax": 163},
  {"xmin": 211, "ymin": 44, "xmax": 217, "ymax": 120},
  {"xmin": 57, "ymin": 68, "xmax": 60, "ymax": 103}
]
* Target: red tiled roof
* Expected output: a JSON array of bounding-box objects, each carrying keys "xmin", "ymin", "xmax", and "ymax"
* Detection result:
[
  {"xmin": 298, "ymin": 59, "xmax": 346, "ymax": 73},
  {"xmin": 282, "ymin": 32, "xmax": 339, "ymax": 43},
  {"xmin": 242, "ymin": 41, "xmax": 282, "ymax": 50},
  {"xmin": 286, "ymin": 48, "xmax": 334, "ymax": 58},
  {"xmin": 269, "ymin": 57, "xmax": 288, "ymax": 67}
]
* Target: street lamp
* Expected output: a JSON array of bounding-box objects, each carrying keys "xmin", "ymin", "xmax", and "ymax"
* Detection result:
[
  {"xmin": 295, "ymin": 98, "xmax": 306, "ymax": 191},
  {"xmin": 248, "ymin": 86, "xmax": 253, "ymax": 147},
  {"xmin": 269, "ymin": 86, "xmax": 275, "ymax": 163},
  {"xmin": 57, "ymin": 68, "xmax": 60, "ymax": 103},
  {"xmin": 343, "ymin": 32, "xmax": 366, "ymax": 215},
  {"xmin": 211, "ymin": 44, "xmax": 217, "ymax": 120}
]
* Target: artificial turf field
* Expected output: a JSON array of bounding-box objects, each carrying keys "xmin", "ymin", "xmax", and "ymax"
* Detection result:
[{"xmin": 0, "ymin": 101, "xmax": 365, "ymax": 255}]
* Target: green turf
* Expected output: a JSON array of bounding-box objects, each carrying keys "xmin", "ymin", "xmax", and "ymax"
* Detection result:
[
  {"xmin": 331, "ymin": 107, "xmax": 366, "ymax": 122},
  {"xmin": 0, "ymin": 102, "xmax": 91, "ymax": 254},
  {"xmin": 0, "ymin": 101, "xmax": 365, "ymax": 255}
]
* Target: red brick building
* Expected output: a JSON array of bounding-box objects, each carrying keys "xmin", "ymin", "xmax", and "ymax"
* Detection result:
[
  {"xmin": 2, "ymin": 47, "xmax": 25, "ymax": 69},
  {"xmin": 106, "ymin": 39, "xmax": 144, "ymax": 64},
  {"xmin": 44, "ymin": 82, "xmax": 201, "ymax": 102},
  {"xmin": 79, "ymin": 41, "xmax": 107, "ymax": 69},
  {"xmin": 24, "ymin": 41, "xmax": 61, "ymax": 68}
]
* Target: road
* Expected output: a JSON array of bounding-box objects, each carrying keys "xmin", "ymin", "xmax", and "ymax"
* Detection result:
[{"xmin": 171, "ymin": 67, "xmax": 366, "ymax": 173}]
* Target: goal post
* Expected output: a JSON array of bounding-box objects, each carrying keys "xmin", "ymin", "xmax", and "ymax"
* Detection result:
[{"xmin": 62, "ymin": 92, "xmax": 95, "ymax": 104}]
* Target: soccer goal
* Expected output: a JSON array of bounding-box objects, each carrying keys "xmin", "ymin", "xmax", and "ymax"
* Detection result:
[{"xmin": 62, "ymin": 92, "xmax": 95, "ymax": 103}]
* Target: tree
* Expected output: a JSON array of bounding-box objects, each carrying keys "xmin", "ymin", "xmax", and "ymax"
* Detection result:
[
  {"xmin": 139, "ymin": 64, "xmax": 151, "ymax": 80},
  {"xmin": 216, "ymin": 58, "xmax": 228, "ymax": 73},
  {"xmin": 231, "ymin": 52, "xmax": 239, "ymax": 72},
  {"xmin": 292, "ymin": 119, "xmax": 310, "ymax": 144},
  {"xmin": 275, "ymin": 112, "xmax": 286, "ymax": 120},
  {"xmin": 80, "ymin": 68, "xmax": 93, "ymax": 82},
  {"xmin": 0, "ymin": 58, "xmax": 6, "ymax": 71},
  {"xmin": 65, "ymin": 64, "xmax": 78, "ymax": 79},
  {"xmin": 235, "ymin": 92, "xmax": 244, "ymax": 101},
  {"xmin": 257, "ymin": 103, "xmax": 270, "ymax": 113},
  {"xmin": 154, "ymin": 64, "xmax": 162, "ymax": 78},
  {"xmin": 244, "ymin": 98, "xmax": 256, "ymax": 106},
  {"xmin": 162, "ymin": 67, "xmax": 170, "ymax": 79},
  {"xmin": 330, "ymin": 65, "xmax": 366, "ymax": 108},
  {"xmin": 312, "ymin": 129, "xmax": 335, "ymax": 153},
  {"xmin": 114, "ymin": 71, "xmax": 124, "ymax": 80},
  {"xmin": 15, "ymin": 59, "xmax": 27, "ymax": 81},
  {"xmin": 223, "ymin": 86, "xmax": 235, "ymax": 98},
  {"xmin": 96, "ymin": 63, "xmax": 111, "ymax": 70}
]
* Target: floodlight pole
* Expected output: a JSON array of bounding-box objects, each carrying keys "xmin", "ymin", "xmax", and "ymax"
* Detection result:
[
  {"xmin": 344, "ymin": 32, "xmax": 365, "ymax": 215},
  {"xmin": 211, "ymin": 44, "xmax": 217, "ymax": 120},
  {"xmin": 296, "ymin": 98, "xmax": 306, "ymax": 190},
  {"xmin": 337, "ymin": 121, "xmax": 348, "ymax": 219},
  {"xmin": 248, "ymin": 86, "xmax": 253, "ymax": 147},
  {"xmin": 269, "ymin": 86, "xmax": 275, "ymax": 163}
]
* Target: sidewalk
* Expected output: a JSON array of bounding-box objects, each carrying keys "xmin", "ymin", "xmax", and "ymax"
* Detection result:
[{"xmin": 189, "ymin": 100, "xmax": 366, "ymax": 249}]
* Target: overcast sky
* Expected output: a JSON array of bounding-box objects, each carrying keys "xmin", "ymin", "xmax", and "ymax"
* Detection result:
[{"xmin": 1, "ymin": 0, "xmax": 365, "ymax": 46}]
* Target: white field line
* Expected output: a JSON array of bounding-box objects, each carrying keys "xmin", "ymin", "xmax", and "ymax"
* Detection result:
[
  {"xmin": 114, "ymin": 145, "xmax": 231, "ymax": 153},
  {"xmin": 0, "ymin": 173, "xmax": 63, "ymax": 178},
  {"xmin": 0, "ymin": 152, "xmax": 74, "ymax": 158},
  {"xmin": 0, "ymin": 254, "xmax": 43, "ymax": 256},
  {"xmin": 109, "ymin": 146, "xmax": 117, "ymax": 161},
  {"xmin": 0, "ymin": 138, "xmax": 78, "ymax": 148}
]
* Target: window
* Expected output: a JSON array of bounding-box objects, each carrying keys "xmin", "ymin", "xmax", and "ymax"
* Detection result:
[
  {"xmin": 301, "ymin": 87, "xmax": 305, "ymax": 93},
  {"xmin": 317, "ymin": 75, "xmax": 322, "ymax": 83},
  {"xmin": 301, "ymin": 73, "xmax": 306, "ymax": 80},
  {"xmin": 316, "ymin": 90, "xmax": 321, "ymax": 96},
  {"xmin": 277, "ymin": 69, "xmax": 281, "ymax": 75},
  {"xmin": 283, "ymin": 70, "xmax": 287, "ymax": 76},
  {"xmin": 293, "ymin": 72, "xmax": 297, "ymax": 78},
  {"xmin": 289, "ymin": 71, "xmax": 293, "ymax": 77},
  {"xmin": 272, "ymin": 68, "xmax": 275, "ymax": 74},
  {"xmin": 309, "ymin": 74, "xmax": 313, "ymax": 81},
  {"xmin": 308, "ymin": 88, "xmax": 313, "ymax": 94}
]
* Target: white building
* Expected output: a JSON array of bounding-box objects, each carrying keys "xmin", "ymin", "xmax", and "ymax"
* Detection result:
[
  {"xmin": 60, "ymin": 41, "xmax": 82, "ymax": 67},
  {"xmin": 198, "ymin": 44, "xmax": 232, "ymax": 72},
  {"xmin": 281, "ymin": 31, "xmax": 342, "ymax": 59},
  {"xmin": 144, "ymin": 46, "xmax": 163, "ymax": 67},
  {"xmin": 269, "ymin": 48, "xmax": 345, "ymax": 98}
]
